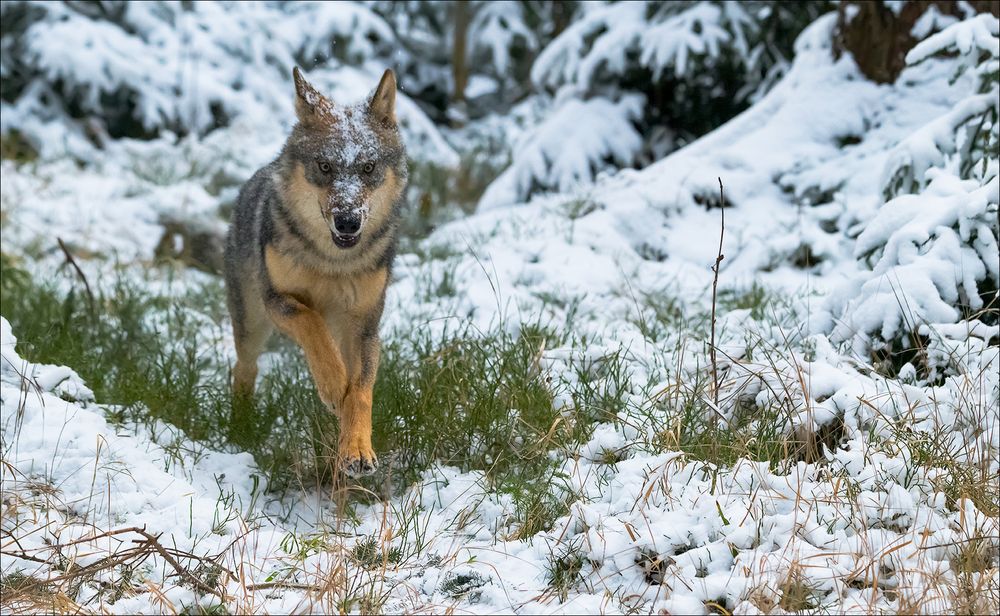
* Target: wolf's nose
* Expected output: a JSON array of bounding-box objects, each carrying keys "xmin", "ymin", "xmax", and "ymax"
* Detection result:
[{"xmin": 333, "ymin": 213, "xmax": 361, "ymax": 236}]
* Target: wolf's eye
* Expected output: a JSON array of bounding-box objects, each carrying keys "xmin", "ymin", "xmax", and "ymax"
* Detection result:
[
  {"xmin": 318, "ymin": 161, "xmax": 332, "ymax": 174},
  {"xmin": 363, "ymin": 162, "xmax": 375, "ymax": 174}
]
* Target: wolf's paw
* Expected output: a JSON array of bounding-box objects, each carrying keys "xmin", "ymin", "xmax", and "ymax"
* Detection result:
[{"xmin": 340, "ymin": 447, "xmax": 378, "ymax": 478}]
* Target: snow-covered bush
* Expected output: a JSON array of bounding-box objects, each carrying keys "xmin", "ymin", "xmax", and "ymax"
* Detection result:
[
  {"xmin": 468, "ymin": 2, "xmax": 538, "ymax": 90},
  {"xmin": 478, "ymin": 94, "xmax": 643, "ymax": 208},
  {"xmin": 882, "ymin": 13, "xmax": 1000, "ymax": 197},
  {"xmin": 533, "ymin": 2, "xmax": 748, "ymax": 93},
  {"xmin": 0, "ymin": 0, "xmax": 455, "ymax": 167},
  {"xmin": 480, "ymin": 0, "xmax": 827, "ymax": 209},
  {"xmin": 1, "ymin": 1, "xmax": 393, "ymax": 135},
  {"xmin": 372, "ymin": 1, "xmax": 563, "ymax": 123},
  {"xmin": 829, "ymin": 13, "xmax": 1000, "ymax": 376}
]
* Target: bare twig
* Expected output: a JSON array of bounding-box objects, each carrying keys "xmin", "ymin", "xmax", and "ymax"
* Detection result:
[
  {"xmin": 42, "ymin": 525, "xmax": 147, "ymax": 550},
  {"xmin": 244, "ymin": 581, "xmax": 322, "ymax": 592},
  {"xmin": 56, "ymin": 237, "xmax": 96, "ymax": 315},
  {"xmin": 917, "ymin": 536, "xmax": 1000, "ymax": 550},
  {"xmin": 710, "ymin": 178, "xmax": 726, "ymax": 408},
  {"xmin": 0, "ymin": 548, "xmax": 51, "ymax": 565}
]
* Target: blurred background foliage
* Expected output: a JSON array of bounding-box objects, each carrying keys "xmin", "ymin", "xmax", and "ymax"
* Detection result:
[
  {"xmin": 1, "ymin": 1, "xmax": 834, "ymax": 206},
  {"xmin": 1, "ymin": 0, "xmax": 995, "ymax": 212}
]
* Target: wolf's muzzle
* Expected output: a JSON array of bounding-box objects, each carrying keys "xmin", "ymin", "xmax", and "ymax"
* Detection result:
[
  {"xmin": 331, "ymin": 210, "xmax": 364, "ymax": 248},
  {"xmin": 333, "ymin": 211, "xmax": 362, "ymax": 236}
]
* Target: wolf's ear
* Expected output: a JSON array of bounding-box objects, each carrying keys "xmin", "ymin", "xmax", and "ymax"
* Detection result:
[
  {"xmin": 369, "ymin": 69, "xmax": 397, "ymax": 127},
  {"xmin": 293, "ymin": 67, "xmax": 332, "ymax": 123}
]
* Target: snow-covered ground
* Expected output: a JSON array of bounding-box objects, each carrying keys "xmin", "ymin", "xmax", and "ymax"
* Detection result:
[{"xmin": 2, "ymin": 12, "xmax": 998, "ymax": 616}]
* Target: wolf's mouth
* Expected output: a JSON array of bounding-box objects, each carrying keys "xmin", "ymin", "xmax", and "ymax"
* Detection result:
[{"xmin": 331, "ymin": 231, "xmax": 361, "ymax": 249}]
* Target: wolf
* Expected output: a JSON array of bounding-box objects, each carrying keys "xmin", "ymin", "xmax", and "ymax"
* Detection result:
[{"xmin": 224, "ymin": 68, "xmax": 406, "ymax": 477}]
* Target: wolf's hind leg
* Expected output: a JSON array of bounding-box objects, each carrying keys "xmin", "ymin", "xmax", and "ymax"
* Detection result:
[
  {"xmin": 232, "ymin": 301, "xmax": 272, "ymax": 399},
  {"xmin": 233, "ymin": 326, "xmax": 271, "ymax": 398},
  {"xmin": 227, "ymin": 284, "xmax": 273, "ymax": 447}
]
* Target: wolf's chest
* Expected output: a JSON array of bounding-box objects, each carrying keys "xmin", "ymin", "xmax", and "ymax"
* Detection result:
[
  {"xmin": 307, "ymin": 276, "xmax": 371, "ymax": 314},
  {"xmin": 265, "ymin": 245, "xmax": 386, "ymax": 316}
]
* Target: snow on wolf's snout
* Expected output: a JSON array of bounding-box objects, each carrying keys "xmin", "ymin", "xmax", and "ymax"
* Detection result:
[{"xmin": 285, "ymin": 67, "xmax": 406, "ymax": 251}]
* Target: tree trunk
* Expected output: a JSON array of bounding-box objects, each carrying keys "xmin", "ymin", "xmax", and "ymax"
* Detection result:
[
  {"xmin": 550, "ymin": 1, "xmax": 574, "ymax": 38},
  {"xmin": 451, "ymin": 1, "xmax": 471, "ymax": 126},
  {"xmin": 834, "ymin": 1, "xmax": 999, "ymax": 84}
]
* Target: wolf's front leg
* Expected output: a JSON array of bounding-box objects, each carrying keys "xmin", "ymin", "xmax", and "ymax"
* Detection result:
[
  {"xmin": 333, "ymin": 320, "xmax": 381, "ymax": 478},
  {"xmin": 338, "ymin": 380, "xmax": 378, "ymax": 477},
  {"xmin": 264, "ymin": 292, "xmax": 349, "ymax": 411}
]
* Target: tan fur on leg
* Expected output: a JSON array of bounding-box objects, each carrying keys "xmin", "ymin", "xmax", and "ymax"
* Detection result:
[
  {"xmin": 338, "ymin": 382, "xmax": 377, "ymax": 477},
  {"xmin": 327, "ymin": 312, "xmax": 382, "ymax": 476},
  {"xmin": 265, "ymin": 294, "xmax": 349, "ymax": 412}
]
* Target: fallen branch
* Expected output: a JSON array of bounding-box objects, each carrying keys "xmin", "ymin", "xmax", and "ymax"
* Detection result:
[
  {"xmin": 51, "ymin": 547, "xmax": 152, "ymax": 582},
  {"xmin": 2, "ymin": 525, "xmax": 232, "ymax": 602}
]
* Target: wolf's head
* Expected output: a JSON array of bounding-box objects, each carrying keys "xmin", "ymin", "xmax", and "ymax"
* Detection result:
[{"xmin": 280, "ymin": 68, "xmax": 406, "ymax": 250}]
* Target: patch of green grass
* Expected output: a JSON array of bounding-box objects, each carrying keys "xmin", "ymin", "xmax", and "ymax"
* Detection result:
[
  {"xmin": 0, "ymin": 129, "xmax": 38, "ymax": 163},
  {"xmin": 718, "ymin": 282, "xmax": 772, "ymax": 321},
  {"xmin": 5, "ymin": 249, "xmax": 812, "ymax": 501},
  {"xmin": 546, "ymin": 539, "xmax": 587, "ymax": 603},
  {"xmin": 2, "ymin": 255, "xmax": 219, "ymax": 436},
  {"xmin": 351, "ymin": 535, "xmax": 403, "ymax": 570},
  {"xmin": 376, "ymin": 324, "xmax": 625, "ymax": 538},
  {"xmin": 623, "ymin": 286, "xmax": 709, "ymax": 345},
  {"xmin": 504, "ymin": 474, "xmax": 574, "ymax": 540},
  {"xmin": 373, "ymin": 321, "xmax": 562, "ymax": 485},
  {"xmin": 630, "ymin": 290, "xmax": 687, "ymax": 343},
  {"xmin": 883, "ymin": 412, "xmax": 999, "ymax": 518},
  {"xmin": 641, "ymin": 348, "xmax": 815, "ymax": 472},
  {"xmin": 567, "ymin": 347, "xmax": 633, "ymax": 431},
  {"xmin": 374, "ymin": 314, "xmax": 610, "ymax": 536}
]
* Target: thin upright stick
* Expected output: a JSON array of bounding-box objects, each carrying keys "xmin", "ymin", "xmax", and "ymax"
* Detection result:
[
  {"xmin": 710, "ymin": 178, "xmax": 726, "ymax": 407},
  {"xmin": 57, "ymin": 237, "xmax": 96, "ymax": 314}
]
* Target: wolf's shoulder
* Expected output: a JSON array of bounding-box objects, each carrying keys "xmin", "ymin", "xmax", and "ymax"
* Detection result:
[
  {"xmin": 236, "ymin": 162, "xmax": 282, "ymax": 211},
  {"xmin": 228, "ymin": 161, "xmax": 281, "ymax": 254}
]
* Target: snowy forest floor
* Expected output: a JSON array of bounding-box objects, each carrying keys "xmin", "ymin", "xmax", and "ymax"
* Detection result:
[{"xmin": 2, "ymin": 16, "xmax": 999, "ymax": 616}]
